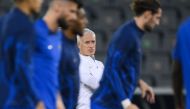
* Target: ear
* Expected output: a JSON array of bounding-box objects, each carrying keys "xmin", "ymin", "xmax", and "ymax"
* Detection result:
[{"xmin": 77, "ymin": 42, "xmax": 80, "ymax": 48}]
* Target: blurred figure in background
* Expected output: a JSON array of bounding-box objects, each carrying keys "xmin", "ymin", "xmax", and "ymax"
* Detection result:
[
  {"xmin": 0, "ymin": 0, "xmax": 44, "ymax": 108},
  {"xmin": 91, "ymin": 0, "xmax": 162, "ymax": 109},
  {"xmin": 76, "ymin": 8, "xmax": 88, "ymax": 32},
  {"xmin": 58, "ymin": 1, "xmax": 85, "ymax": 109},
  {"xmin": 172, "ymin": 17, "xmax": 190, "ymax": 109},
  {"xmin": 76, "ymin": 28, "xmax": 104, "ymax": 109},
  {"xmin": 33, "ymin": 0, "xmax": 81, "ymax": 109}
]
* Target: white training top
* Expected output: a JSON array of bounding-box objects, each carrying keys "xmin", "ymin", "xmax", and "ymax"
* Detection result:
[{"xmin": 76, "ymin": 54, "xmax": 104, "ymax": 109}]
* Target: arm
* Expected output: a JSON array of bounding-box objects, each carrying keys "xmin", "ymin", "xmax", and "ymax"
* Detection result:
[
  {"xmin": 107, "ymin": 32, "xmax": 139, "ymax": 109},
  {"xmin": 80, "ymin": 72, "xmax": 99, "ymax": 91},
  {"xmin": 172, "ymin": 26, "xmax": 184, "ymax": 109},
  {"xmin": 56, "ymin": 92, "xmax": 65, "ymax": 109},
  {"xmin": 172, "ymin": 60, "xmax": 184, "ymax": 109},
  {"xmin": 79, "ymin": 61, "xmax": 103, "ymax": 91},
  {"xmin": 111, "ymin": 53, "xmax": 139, "ymax": 109},
  {"xmin": 58, "ymin": 51, "xmax": 80, "ymax": 109},
  {"xmin": 15, "ymin": 32, "xmax": 40, "ymax": 106}
]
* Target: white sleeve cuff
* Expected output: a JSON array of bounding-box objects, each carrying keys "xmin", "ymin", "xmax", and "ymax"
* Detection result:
[{"xmin": 121, "ymin": 99, "xmax": 131, "ymax": 109}]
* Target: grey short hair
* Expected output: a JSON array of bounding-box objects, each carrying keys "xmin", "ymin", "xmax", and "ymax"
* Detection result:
[{"xmin": 77, "ymin": 28, "xmax": 96, "ymax": 44}]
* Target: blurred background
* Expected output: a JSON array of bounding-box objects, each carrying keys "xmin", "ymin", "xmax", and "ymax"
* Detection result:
[{"xmin": 0, "ymin": 0, "xmax": 189, "ymax": 108}]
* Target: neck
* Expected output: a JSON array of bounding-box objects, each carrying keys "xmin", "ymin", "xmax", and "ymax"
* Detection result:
[
  {"xmin": 16, "ymin": 3, "xmax": 31, "ymax": 16},
  {"xmin": 64, "ymin": 29, "xmax": 75, "ymax": 40},
  {"xmin": 134, "ymin": 17, "xmax": 145, "ymax": 31},
  {"xmin": 43, "ymin": 12, "xmax": 59, "ymax": 32},
  {"xmin": 80, "ymin": 53, "xmax": 88, "ymax": 56},
  {"xmin": 80, "ymin": 53, "xmax": 94, "ymax": 58}
]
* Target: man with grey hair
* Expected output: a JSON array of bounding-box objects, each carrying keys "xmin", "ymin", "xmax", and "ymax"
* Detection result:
[{"xmin": 76, "ymin": 28, "xmax": 104, "ymax": 109}]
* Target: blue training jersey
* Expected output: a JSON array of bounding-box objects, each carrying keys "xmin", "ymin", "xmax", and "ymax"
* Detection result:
[
  {"xmin": 91, "ymin": 19, "xmax": 144, "ymax": 109},
  {"xmin": 173, "ymin": 17, "xmax": 190, "ymax": 109},
  {"xmin": 33, "ymin": 19, "xmax": 62, "ymax": 109},
  {"xmin": 59, "ymin": 34, "xmax": 80, "ymax": 109},
  {"xmin": 0, "ymin": 8, "xmax": 39, "ymax": 109}
]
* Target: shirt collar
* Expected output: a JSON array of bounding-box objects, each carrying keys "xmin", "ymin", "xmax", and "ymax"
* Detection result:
[{"xmin": 79, "ymin": 54, "xmax": 96, "ymax": 61}]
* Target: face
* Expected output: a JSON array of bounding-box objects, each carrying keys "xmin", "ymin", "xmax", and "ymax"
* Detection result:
[
  {"xmin": 79, "ymin": 32, "xmax": 96, "ymax": 56},
  {"xmin": 144, "ymin": 8, "xmax": 162, "ymax": 32},
  {"xmin": 28, "ymin": 0, "xmax": 43, "ymax": 17},
  {"xmin": 58, "ymin": 1, "xmax": 78, "ymax": 29},
  {"xmin": 69, "ymin": 8, "xmax": 88, "ymax": 36},
  {"xmin": 77, "ymin": 8, "xmax": 88, "ymax": 31}
]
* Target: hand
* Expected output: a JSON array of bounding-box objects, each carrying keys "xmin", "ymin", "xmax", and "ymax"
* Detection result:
[
  {"xmin": 139, "ymin": 80, "xmax": 155, "ymax": 104},
  {"xmin": 126, "ymin": 103, "xmax": 139, "ymax": 109},
  {"xmin": 36, "ymin": 102, "xmax": 45, "ymax": 109},
  {"xmin": 57, "ymin": 93, "xmax": 65, "ymax": 109}
]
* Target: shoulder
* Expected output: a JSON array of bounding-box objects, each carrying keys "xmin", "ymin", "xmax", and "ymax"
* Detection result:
[
  {"xmin": 178, "ymin": 18, "xmax": 190, "ymax": 31},
  {"xmin": 34, "ymin": 19, "xmax": 46, "ymax": 33},
  {"xmin": 34, "ymin": 20, "xmax": 48, "ymax": 40},
  {"xmin": 4, "ymin": 13, "xmax": 33, "ymax": 35},
  {"xmin": 177, "ymin": 18, "xmax": 190, "ymax": 39},
  {"xmin": 114, "ymin": 21, "xmax": 137, "ymax": 43}
]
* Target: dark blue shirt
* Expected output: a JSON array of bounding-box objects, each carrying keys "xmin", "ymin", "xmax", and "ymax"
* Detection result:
[
  {"xmin": 33, "ymin": 19, "xmax": 62, "ymax": 109},
  {"xmin": 91, "ymin": 20, "xmax": 144, "ymax": 109},
  {"xmin": 59, "ymin": 34, "xmax": 80, "ymax": 109},
  {"xmin": 173, "ymin": 17, "xmax": 190, "ymax": 109},
  {"xmin": 0, "ymin": 8, "xmax": 39, "ymax": 109}
]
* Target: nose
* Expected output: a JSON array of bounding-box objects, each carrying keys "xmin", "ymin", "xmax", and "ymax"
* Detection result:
[
  {"xmin": 89, "ymin": 42, "xmax": 94, "ymax": 48},
  {"xmin": 74, "ymin": 15, "xmax": 77, "ymax": 21},
  {"xmin": 156, "ymin": 19, "xmax": 160, "ymax": 26},
  {"xmin": 39, "ymin": 0, "xmax": 44, "ymax": 6},
  {"xmin": 71, "ymin": 14, "xmax": 77, "ymax": 21}
]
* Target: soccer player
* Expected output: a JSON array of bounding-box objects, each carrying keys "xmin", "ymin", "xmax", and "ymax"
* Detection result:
[
  {"xmin": 0, "ymin": 0, "xmax": 43, "ymax": 109},
  {"xmin": 76, "ymin": 28, "xmax": 104, "ymax": 109},
  {"xmin": 58, "ymin": 1, "xmax": 84, "ymax": 109},
  {"xmin": 172, "ymin": 18, "xmax": 190, "ymax": 109},
  {"xmin": 33, "ymin": 0, "xmax": 80, "ymax": 109},
  {"xmin": 91, "ymin": 0, "xmax": 162, "ymax": 109}
]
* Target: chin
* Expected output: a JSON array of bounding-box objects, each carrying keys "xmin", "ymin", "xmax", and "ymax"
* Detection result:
[
  {"xmin": 88, "ymin": 53, "xmax": 92, "ymax": 55},
  {"xmin": 91, "ymin": 53, "xmax": 95, "ymax": 56}
]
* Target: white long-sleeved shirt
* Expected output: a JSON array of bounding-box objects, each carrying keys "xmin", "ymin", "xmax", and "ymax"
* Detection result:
[{"xmin": 76, "ymin": 54, "xmax": 104, "ymax": 109}]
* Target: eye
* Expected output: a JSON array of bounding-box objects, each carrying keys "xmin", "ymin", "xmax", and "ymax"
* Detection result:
[
  {"xmin": 92, "ymin": 41, "xmax": 95, "ymax": 44},
  {"xmin": 85, "ymin": 41, "xmax": 90, "ymax": 44}
]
